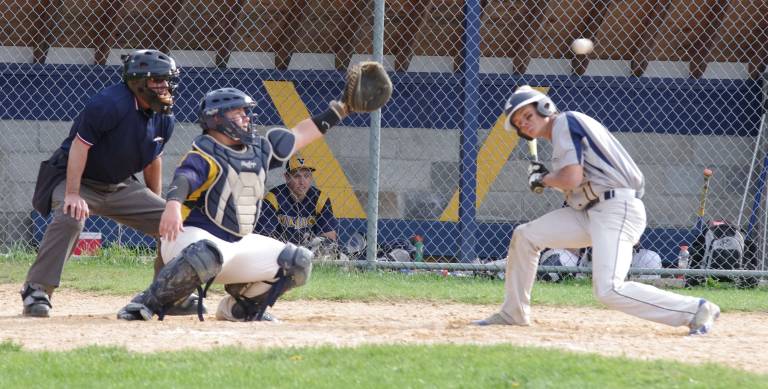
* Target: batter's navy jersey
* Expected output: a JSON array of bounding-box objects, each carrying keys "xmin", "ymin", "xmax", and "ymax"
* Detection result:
[
  {"xmin": 173, "ymin": 131, "xmax": 294, "ymax": 242},
  {"xmin": 551, "ymin": 111, "xmax": 645, "ymax": 197},
  {"xmin": 255, "ymin": 184, "xmax": 338, "ymax": 244},
  {"xmin": 58, "ymin": 83, "xmax": 174, "ymax": 184}
]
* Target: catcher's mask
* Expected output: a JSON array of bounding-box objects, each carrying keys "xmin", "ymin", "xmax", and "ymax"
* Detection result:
[
  {"xmin": 503, "ymin": 85, "xmax": 557, "ymax": 141},
  {"xmin": 122, "ymin": 49, "xmax": 179, "ymax": 114},
  {"xmin": 198, "ymin": 88, "xmax": 259, "ymax": 143}
]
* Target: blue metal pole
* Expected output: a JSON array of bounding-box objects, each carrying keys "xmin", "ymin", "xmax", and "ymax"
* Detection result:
[
  {"xmin": 366, "ymin": 0, "xmax": 385, "ymax": 264},
  {"xmin": 458, "ymin": 0, "xmax": 481, "ymax": 262}
]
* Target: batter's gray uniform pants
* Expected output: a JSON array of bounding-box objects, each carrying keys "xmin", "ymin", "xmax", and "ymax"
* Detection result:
[
  {"xmin": 25, "ymin": 178, "xmax": 165, "ymax": 289},
  {"xmin": 499, "ymin": 190, "xmax": 701, "ymax": 327}
]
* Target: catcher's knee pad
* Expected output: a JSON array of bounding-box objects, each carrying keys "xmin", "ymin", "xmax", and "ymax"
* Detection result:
[
  {"xmin": 143, "ymin": 240, "xmax": 223, "ymax": 318},
  {"xmin": 277, "ymin": 243, "xmax": 313, "ymax": 289}
]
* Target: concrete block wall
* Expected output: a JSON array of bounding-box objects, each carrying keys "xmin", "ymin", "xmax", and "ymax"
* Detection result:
[{"xmin": 0, "ymin": 119, "xmax": 761, "ymax": 246}]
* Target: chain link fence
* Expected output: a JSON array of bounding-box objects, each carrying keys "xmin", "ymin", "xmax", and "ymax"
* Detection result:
[{"xmin": 1, "ymin": 0, "xmax": 767, "ymax": 280}]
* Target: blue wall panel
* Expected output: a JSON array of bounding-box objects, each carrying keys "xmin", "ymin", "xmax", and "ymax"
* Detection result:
[{"xmin": 2, "ymin": 64, "xmax": 762, "ymax": 136}]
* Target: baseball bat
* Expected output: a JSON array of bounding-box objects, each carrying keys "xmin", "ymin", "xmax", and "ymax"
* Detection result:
[
  {"xmin": 528, "ymin": 139, "xmax": 544, "ymax": 194},
  {"xmin": 695, "ymin": 168, "xmax": 713, "ymax": 230},
  {"xmin": 527, "ymin": 139, "xmax": 538, "ymax": 162}
]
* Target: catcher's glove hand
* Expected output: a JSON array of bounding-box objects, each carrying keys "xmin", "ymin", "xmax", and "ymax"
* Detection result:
[
  {"xmin": 527, "ymin": 162, "xmax": 549, "ymax": 194},
  {"xmin": 330, "ymin": 61, "xmax": 393, "ymax": 119}
]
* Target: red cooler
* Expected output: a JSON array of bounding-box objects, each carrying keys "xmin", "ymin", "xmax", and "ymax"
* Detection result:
[{"xmin": 73, "ymin": 232, "xmax": 102, "ymax": 256}]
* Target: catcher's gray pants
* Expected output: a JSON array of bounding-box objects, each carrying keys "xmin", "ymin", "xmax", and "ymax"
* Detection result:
[
  {"xmin": 25, "ymin": 178, "xmax": 165, "ymax": 289},
  {"xmin": 498, "ymin": 193, "xmax": 702, "ymax": 327}
]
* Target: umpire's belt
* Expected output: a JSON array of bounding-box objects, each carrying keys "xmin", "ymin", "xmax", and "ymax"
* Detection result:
[{"xmin": 600, "ymin": 188, "xmax": 639, "ymax": 202}]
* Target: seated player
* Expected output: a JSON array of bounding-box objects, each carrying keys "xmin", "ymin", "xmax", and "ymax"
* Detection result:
[{"xmin": 255, "ymin": 155, "xmax": 338, "ymax": 249}]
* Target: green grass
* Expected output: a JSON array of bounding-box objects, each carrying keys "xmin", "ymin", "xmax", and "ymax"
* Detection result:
[
  {"xmin": 2, "ymin": 250, "xmax": 767, "ymax": 386},
  {"xmin": 0, "ymin": 342, "xmax": 764, "ymax": 388},
  {"xmin": 2, "ymin": 251, "xmax": 768, "ymax": 312}
]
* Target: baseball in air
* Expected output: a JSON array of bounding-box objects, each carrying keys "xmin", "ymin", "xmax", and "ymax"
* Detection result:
[
  {"xmin": 704, "ymin": 168, "xmax": 713, "ymax": 177},
  {"xmin": 571, "ymin": 38, "xmax": 594, "ymax": 55}
]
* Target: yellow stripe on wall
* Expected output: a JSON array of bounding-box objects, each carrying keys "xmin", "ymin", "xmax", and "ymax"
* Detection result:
[
  {"xmin": 263, "ymin": 81, "xmax": 366, "ymax": 219},
  {"xmin": 439, "ymin": 87, "xmax": 550, "ymax": 222}
]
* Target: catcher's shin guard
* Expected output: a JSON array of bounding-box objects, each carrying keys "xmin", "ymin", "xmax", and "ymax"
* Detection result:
[
  {"xmin": 224, "ymin": 243, "xmax": 313, "ymax": 321},
  {"xmin": 117, "ymin": 240, "xmax": 222, "ymax": 321}
]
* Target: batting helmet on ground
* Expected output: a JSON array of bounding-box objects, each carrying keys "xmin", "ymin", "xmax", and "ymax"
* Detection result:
[
  {"xmin": 503, "ymin": 86, "xmax": 557, "ymax": 140},
  {"xmin": 122, "ymin": 49, "xmax": 179, "ymax": 114}
]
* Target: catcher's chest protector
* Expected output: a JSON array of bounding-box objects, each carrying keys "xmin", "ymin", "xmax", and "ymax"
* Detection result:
[{"xmin": 193, "ymin": 135, "xmax": 268, "ymax": 236}]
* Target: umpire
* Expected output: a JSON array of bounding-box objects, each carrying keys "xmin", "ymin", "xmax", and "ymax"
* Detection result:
[{"xmin": 21, "ymin": 49, "xmax": 179, "ymax": 317}]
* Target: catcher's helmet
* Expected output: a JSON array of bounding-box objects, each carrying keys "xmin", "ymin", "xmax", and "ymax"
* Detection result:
[
  {"xmin": 503, "ymin": 85, "xmax": 557, "ymax": 140},
  {"xmin": 122, "ymin": 49, "xmax": 179, "ymax": 114},
  {"xmin": 198, "ymin": 88, "xmax": 258, "ymax": 143}
]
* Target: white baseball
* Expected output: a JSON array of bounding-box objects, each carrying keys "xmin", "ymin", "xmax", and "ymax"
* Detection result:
[{"xmin": 571, "ymin": 38, "xmax": 594, "ymax": 55}]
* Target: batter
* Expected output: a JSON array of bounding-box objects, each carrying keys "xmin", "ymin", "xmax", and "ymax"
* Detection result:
[{"xmin": 472, "ymin": 86, "xmax": 720, "ymax": 335}]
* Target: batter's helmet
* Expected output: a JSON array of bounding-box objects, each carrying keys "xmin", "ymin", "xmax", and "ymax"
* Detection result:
[
  {"xmin": 503, "ymin": 86, "xmax": 557, "ymax": 140},
  {"xmin": 122, "ymin": 49, "xmax": 180, "ymax": 114},
  {"xmin": 198, "ymin": 88, "xmax": 258, "ymax": 143}
]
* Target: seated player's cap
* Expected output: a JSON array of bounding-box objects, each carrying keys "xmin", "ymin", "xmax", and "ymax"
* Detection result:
[{"xmin": 286, "ymin": 154, "xmax": 316, "ymax": 173}]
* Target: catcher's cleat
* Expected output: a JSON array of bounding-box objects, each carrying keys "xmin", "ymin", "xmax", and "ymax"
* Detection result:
[
  {"xmin": 688, "ymin": 299, "xmax": 720, "ymax": 335},
  {"xmin": 471, "ymin": 312, "xmax": 515, "ymax": 326},
  {"xmin": 259, "ymin": 311, "xmax": 279, "ymax": 323},
  {"xmin": 164, "ymin": 294, "xmax": 207, "ymax": 316},
  {"xmin": 116, "ymin": 302, "xmax": 153, "ymax": 321},
  {"xmin": 21, "ymin": 284, "xmax": 52, "ymax": 318}
]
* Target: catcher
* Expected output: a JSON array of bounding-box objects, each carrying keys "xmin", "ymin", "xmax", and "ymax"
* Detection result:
[{"xmin": 117, "ymin": 62, "xmax": 392, "ymax": 322}]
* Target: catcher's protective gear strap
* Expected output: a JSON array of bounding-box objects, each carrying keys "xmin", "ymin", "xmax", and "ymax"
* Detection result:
[
  {"xmin": 257, "ymin": 276, "xmax": 289, "ymax": 320},
  {"xmin": 166, "ymin": 174, "xmax": 191, "ymax": 203},
  {"xmin": 149, "ymin": 240, "xmax": 223, "ymax": 321},
  {"xmin": 195, "ymin": 278, "xmax": 215, "ymax": 321},
  {"xmin": 224, "ymin": 281, "xmax": 280, "ymax": 321},
  {"xmin": 311, "ymin": 107, "xmax": 342, "ymax": 134}
]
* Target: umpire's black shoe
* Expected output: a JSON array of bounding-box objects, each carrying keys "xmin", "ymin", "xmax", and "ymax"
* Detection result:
[
  {"xmin": 164, "ymin": 293, "xmax": 207, "ymax": 316},
  {"xmin": 21, "ymin": 284, "xmax": 52, "ymax": 318}
]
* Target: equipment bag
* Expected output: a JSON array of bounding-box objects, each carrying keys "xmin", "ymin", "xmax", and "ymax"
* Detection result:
[{"xmin": 687, "ymin": 220, "xmax": 758, "ymax": 288}]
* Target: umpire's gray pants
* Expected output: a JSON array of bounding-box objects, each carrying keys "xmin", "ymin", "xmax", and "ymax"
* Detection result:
[{"xmin": 26, "ymin": 178, "xmax": 165, "ymax": 289}]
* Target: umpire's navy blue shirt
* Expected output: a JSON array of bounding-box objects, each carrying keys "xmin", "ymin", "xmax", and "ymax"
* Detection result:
[{"xmin": 58, "ymin": 83, "xmax": 174, "ymax": 184}]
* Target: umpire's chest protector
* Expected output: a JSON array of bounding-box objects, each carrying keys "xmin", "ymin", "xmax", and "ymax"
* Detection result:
[{"xmin": 192, "ymin": 135, "xmax": 269, "ymax": 237}]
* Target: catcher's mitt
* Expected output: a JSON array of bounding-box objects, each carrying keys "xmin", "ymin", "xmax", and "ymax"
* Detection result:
[{"xmin": 341, "ymin": 61, "xmax": 393, "ymax": 114}]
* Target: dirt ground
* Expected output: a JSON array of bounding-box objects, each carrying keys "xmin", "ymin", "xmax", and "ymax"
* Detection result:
[{"xmin": 1, "ymin": 284, "xmax": 767, "ymax": 374}]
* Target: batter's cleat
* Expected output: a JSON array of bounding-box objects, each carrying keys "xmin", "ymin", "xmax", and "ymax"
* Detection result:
[
  {"xmin": 471, "ymin": 313, "xmax": 513, "ymax": 326},
  {"xmin": 688, "ymin": 299, "xmax": 720, "ymax": 335},
  {"xmin": 20, "ymin": 284, "xmax": 52, "ymax": 318},
  {"xmin": 164, "ymin": 294, "xmax": 207, "ymax": 316}
]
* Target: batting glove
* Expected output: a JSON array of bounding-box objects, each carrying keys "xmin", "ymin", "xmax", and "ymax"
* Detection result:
[
  {"xmin": 528, "ymin": 162, "xmax": 549, "ymax": 194},
  {"xmin": 527, "ymin": 161, "xmax": 549, "ymax": 176}
]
